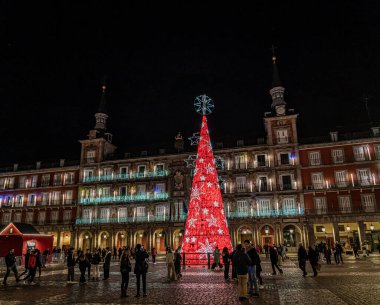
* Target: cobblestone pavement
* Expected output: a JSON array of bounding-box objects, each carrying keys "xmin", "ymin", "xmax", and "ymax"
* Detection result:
[{"xmin": 0, "ymin": 254, "xmax": 379, "ymax": 305}]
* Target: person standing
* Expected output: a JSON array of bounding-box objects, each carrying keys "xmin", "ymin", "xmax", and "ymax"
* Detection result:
[
  {"xmin": 353, "ymin": 244, "xmax": 359, "ymax": 258},
  {"xmin": 335, "ymin": 242, "xmax": 344, "ymax": 263},
  {"xmin": 23, "ymin": 249, "xmax": 38, "ymax": 285},
  {"xmin": 244, "ymin": 240, "xmax": 260, "ymax": 297},
  {"xmin": 166, "ymin": 247, "xmax": 177, "ymax": 281},
  {"xmin": 91, "ymin": 249, "xmax": 101, "ymax": 281},
  {"xmin": 264, "ymin": 244, "xmax": 269, "ymax": 259},
  {"xmin": 151, "ymin": 247, "xmax": 157, "ymax": 264},
  {"xmin": 232, "ymin": 244, "xmax": 252, "ymax": 301},
  {"xmin": 118, "ymin": 247, "xmax": 123, "ymax": 261},
  {"xmin": 3, "ymin": 248, "xmax": 20, "ymax": 286},
  {"xmin": 85, "ymin": 249, "xmax": 93, "ymax": 281},
  {"xmin": 76, "ymin": 252, "xmax": 89, "ymax": 284},
  {"xmin": 174, "ymin": 248, "xmax": 182, "ymax": 279},
  {"xmin": 103, "ymin": 247, "xmax": 112, "ymax": 280},
  {"xmin": 221, "ymin": 246, "xmax": 231, "ymax": 280},
  {"xmin": 113, "ymin": 246, "xmax": 117, "ymax": 260},
  {"xmin": 298, "ymin": 243, "xmax": 308, "ymax": 277},
  {"xmin": 120, "ymin": 248, "xmax": 132, "ymax": 297},
  {"xmin": 308, "ymin": 246, "xmax": 319, "ymax": 277},
  {"xmin": 211, "ymin": 246, "xmax": 223, "ymax": 269},
  {"xmin": 66, "ymin": 247, "xmax": 76, "ymax": 283},
  {"xmin": 269, "ymin": 246, "xmax": 283, "ymax": 275},
  {"xmin": 325, "ymin": 246, "xmax": 332, "ymax": 265},
  {"xmin": 20, "ymin": 249, "xmax": 31, "ymax": 277},
  {"xmin": 231, "ymin": 247, "xmax": 237, "ymax": 281},
  {"xmin": 134, "ymin": 244, "xmax": 149, "ymax": 297}
]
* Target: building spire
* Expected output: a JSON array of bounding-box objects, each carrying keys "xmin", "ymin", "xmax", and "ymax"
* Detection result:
[
  {"xmin": 97, "ymin": 83, "xmax": 107, "ymax": 114},
  {"xmin": 94, "ymin": 81, "xmax": 109, "ymax": 131},
  {"xmin": 269, "ymin": 46, "xmax": 286, "ymax": 115}
]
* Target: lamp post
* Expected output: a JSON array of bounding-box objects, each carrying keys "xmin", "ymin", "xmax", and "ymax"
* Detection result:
[
  {"xmin": 370, "ymin": 224, "xmax": 374, "ymax": 231},
  {"xmin": 346, "ymin": 225, "xmax": 351, "ymax": 248},
  {"xmin": 321, "ymin": 226, "xmax": 326, "ymax": 242}
]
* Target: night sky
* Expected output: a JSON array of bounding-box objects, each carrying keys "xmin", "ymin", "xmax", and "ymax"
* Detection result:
[{"xmin": 0, "ymin": 1, "xmax": 380, "ymax": 166}]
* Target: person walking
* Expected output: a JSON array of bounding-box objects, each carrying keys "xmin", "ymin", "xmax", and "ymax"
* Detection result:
[
  {"xmin": 3, "ymin": 248, "xmax": 20, "ymax": 286},
  {"xmin": 85, "ymin": 249, "xmax": 93, "ymax": 281},
  {"xmin": 297, "ymin": 243, "xmax": 308, "ymax": 277},
  {"xmin": 91, "ymin": 249, "xmax": 101, "ymax": 281},
  {"xmin": 211, "ymin": 246, "xmax": 223, "ymax": 269},
  {"xmin": 19, "ymin": 249, "xmax": 31, "ymax": 277},
  {"xmin": 120, "ymin": 248, "xmax": 132, "ymax": 297},
  {"xmin": 269, "ymin": 246, "xmax": 283, "ymax": 275},
  {"xmin": 103, "ymin": 247, "xmax": 112, "ymax": 280},
  {"xmin": 353, "ymin": 244, "xmax": 359, "ymax": 258},
  {"xmin": 231, "ymin": 247, "xmax": 238, "ymax": 281},
  {"xmin": 232, "ymin": 244, "xmax": 252, "ymax": 301},
  {"xmin": 113, "ymin": 246, "xmax": 117, "ymax": 260},
  {"xmin": 174, "ymin": 248, "xmax": 182, "ymax": 279},
  {"xmin": 134, "ymin": 244, "xmax": 149, "ymax": 297},
  {"xmin": 264, "ymin": 244, "xmax": 269, "ymax": 259},
  {"xmin": 325, "ymin": 246, "xmax": 332, "ymax": 265},
  {"xmin": 23, "ymin": 249, "xmax": 38, "ymax": 285},
  {"xmin": 222, "ymin": 246, "xmax": 231, "ymax": 280},
  {"xmin": 166, "ymin": 247, "xmax": 177, "ymax": 281},
  {"xmin": 151, "ymin": 247, "xmax": 157, "ymax": 264},
  {"xmin": 335, "ymin": 242, "xmax": 344, "ymax": 263},
  {"xmin": 66, "ymin": 247, "xmax": 76, "ymax": 283},
  {"xmin": 76, "ymin": 252, "xmax": 89, "ymax": 284},
  {"xmin": 308, "ymin": 246, "xmax": 319, "ymax": 277},
  {"xmin": 244, "ymin": 240, "xmax": 260, "ymax": 297}
]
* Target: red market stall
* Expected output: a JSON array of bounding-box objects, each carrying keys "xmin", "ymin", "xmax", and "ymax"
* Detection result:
[{"xmin": 0, "ymin": 223, "xmax": 54, "ymax": 263}]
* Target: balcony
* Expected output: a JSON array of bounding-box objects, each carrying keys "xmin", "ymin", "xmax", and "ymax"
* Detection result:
[
  {"xmin": 227, "ymin": 208, "xmax": 304, "ymax": 219},
  {"xmin": 83, "ymin": 170, "xmax": 169, "ymax": 183},
  {"xmin": 80, "ymin": 192, "xmax": 169, "ymax": 205},
  {"xmin": 332, "ymin": 156, "xmax": 344, "ymax": 163},
  {"xmin": 277, "ymin": 184, "xmax": 296, "ymax": 191},
  {"xmin": 305, "ymin": 179, "xmax": 378, "ymax": 191},
  {"xmin": 76, "ymin": 214, "xmax": 187, "ymax": 225},
  {"xmin": 53, "ymin": 180, "xmax": 62, "ymax": 186},
  {"xmin": 305, "ymin": 206, "xmax": 379, "ymax": 216},
  {"xmin": 276, "ymin": 137, "xmax": 289, "ymax": 144}
]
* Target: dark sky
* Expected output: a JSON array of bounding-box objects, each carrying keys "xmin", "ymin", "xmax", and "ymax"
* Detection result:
[{"xmin": 1, "ymin": 1, "xmax": 380, "ymax": 166}]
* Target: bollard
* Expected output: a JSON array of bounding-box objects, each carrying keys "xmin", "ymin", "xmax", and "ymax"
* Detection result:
[{"xmin": 207, "ymin": 252, "xmax": 210, "ymax": 269}]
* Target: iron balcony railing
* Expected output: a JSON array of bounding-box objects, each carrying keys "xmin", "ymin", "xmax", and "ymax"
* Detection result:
[
  {"xmin": 80, "ymin": 192, "xmax": 169, "ymax": 205},
  {"xmin": 82, "ymin": 170, "xmax": 169, "ymax": 183},
  {"xmin": 227, "ymin": 208, "xmax": 304, "ymax": 219},
  {"xmin": 76, "ymin": 214, "xmax": 187, "ymax": 225}
]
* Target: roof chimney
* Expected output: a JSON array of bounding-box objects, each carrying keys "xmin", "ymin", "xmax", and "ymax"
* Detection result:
[
  {"xmin": 36, "ymin": 161, "xmax": 41, "ymax": 169},
  {"xmin": 329, "ymin": 131, "xmax": 338, "ymax": 142},
  {"xmin": 60, "ymin": 159, "xmax": 65, "ymax": 167},
  {"xmin": 13, "ymin": 164, "xmax": 18, "ymax": 171}
]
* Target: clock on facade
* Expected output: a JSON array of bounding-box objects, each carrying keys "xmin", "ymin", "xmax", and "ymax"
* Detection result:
[{"xmin": 276, "ymin": 105, "xmax": 285, "ymax": 115}]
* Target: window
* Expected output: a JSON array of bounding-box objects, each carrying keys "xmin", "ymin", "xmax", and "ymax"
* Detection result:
[
  {"xmin": 19, "ymin": 176, "xmax": 26, "ymax": 188},
  {"xmin": 314, "ymin": 197, "xmax": 327, "ymax": 215},
  {"xmin": 64, "ymin": 190, "xmax": 73, "ymax": 204},
  {"xmin": 276, "ymin": 129, "xmax": 289, "ymax": 144},
  {"xmin": 137, "ymin": 184, "xmax": 146, "ymax": 195},
  {"xmin": 357, "ymin": 169, "xmax": 371, "ymax": 186},
  {"xmin": 283, "ymin": 197, "xmax": 296, "ymax": 214},
  {"xmin": 155, "ymin": 205, "xmax": 166, "ymax": 216},
  {"xmin": 236, "ymin": 176, "xmax": 246, "ymax": 192},
  {"xmin": 136, "ymin": 206, "xmax": 146, "ymax": 217},
  {"xmin": 119, "ymin": 186, "xmax": 127, "ymax": 196},
  {"xmin": 119, "ymin": 166, "xmax": 128, "ymax": 175},
  {"xmin": 38, "ymin": 211, "xmax": 46, "ymax": 224},
  {"xmin": 26, "ymin": 212, "xmax": 34, "ymax": 223},
  {"xmin": 53, "ymin": 173, "xmax": 62, "ymax": 186},
  {"xmin": 86, "ymin": 150, "xmax": 96, "ymax": 163},
  {"xmin": 63, "ymin": 210, "xmax": 72, "ymax": 221},
  {"xmin": 100, "ymin": 208, "xmax": 110, "ymax": 220},
  {"xmin": 311, "ymin": 173, "xmax": 324, "ymax": 189},
  {"xmin": 83, "ymin": 169, "xmax": 94, "ymax": 179},
  {"xmin": 361, "ymin": 194, "xmax": 375, "ymax": 212},
  {"xmin": 1, "ymin": 177, "xmax": 15, "ymax": 189},
  {"xmin": 41, "ymin": 193, "xmax": 49, "ymax": 205},
  {"xmin": 4, "ymin": 195, "xmax": 13, "ymax": 207},
  {"xmin": 257, "ymin": 199, "xmax": 271, "ymax": 216},
  {"xmin": 353, "ymin": 146, "xmax": 367, "ymax": 161},
  {"xmin": 279, "ymin": 153, "xmax": 290, "ymax": 165},
  {"xmin": 41, "ymin": 174, "xmax": 50, "ymax": 186},
  {"xmin": 338, "ymin": 196, "xmax": 351, "ymax": 213},
  {"xmin": 118, "ymin": 208, "xmax": 127, "ymax": 220},
  {"xmin": 28, "ymin": 194, "xmax": 36, "ymax": 206},
  {"xmin": 2, "ymin": 213, "xmax": 11, "ymax": 223},
  {"xmin": 30, "ymin": 175, "xmax": 38, "ymax": 188},
  {"xmin": 100, "ymin": 187, "xmax": 111, "ymax": 197},
  {"xmin": 237, "ymin": 200, "xmax": 248, "ymax": 213},
  {"xmin": 309, "ymin": 151, "xmax": 321, "ymax": 166},
  {"xmin": 64, "ymin": 172, "xmax": 75, "ymax": 185},
  {"xmin": 103, "ymin": 168, "xmax": 112, "ymax": 177},
  {"xmin": 332, "ymin": 149, "xmax": 344, "ymax": 163},
  {"xmin": 50, "ymin": 210, "xmax": 59, "ymax": 222},
  {"xmin": 280, "ymin": 175, "xmax": 292, "ymax": 190},
  {"xmin": 13, "ymin": 213, "xmax": 21, "ymax": 223},
  {"xmin": 14, "ymin": 195, "xmax": 24, "ymax": 207},
  {"xmin": 52, "ymin": 191, "xmax": 61, "ymax": 205},
  {"xmin": 155, "ymin": 164, "xmax": 165, "ymax": 175},
  {"xmin": 234, "ymin": 154, "xmax": 247, "ymax": 169},
  {"xmin": 335, "ymin": 170, "xmax": 348, "ymax": 187},
  {"xmin": 82, "ymin": 209, "xmax": 92, "ymax": 219},
  {"xmin": 256, "ymin": 154, "xmax": 267, "ymax": 167},
  {"xmin": 137, "ymin": 165, "xmax": 146, "ymax": 177},
  {"xmin": 374, "ymin": 144, "xmax": 380, "ymax": 160},
  {"xmin": 154, "ymin": 183, "xmax": 166, "ymax": 194},
  {"xmin": 258, "ymin": 176, "xmax": 268, "ymax": 192}
]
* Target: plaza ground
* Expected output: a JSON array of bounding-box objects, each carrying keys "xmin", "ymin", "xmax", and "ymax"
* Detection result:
[{"xmin": 0, "ymin": 254, "xmax": 380, "ymax": 305}]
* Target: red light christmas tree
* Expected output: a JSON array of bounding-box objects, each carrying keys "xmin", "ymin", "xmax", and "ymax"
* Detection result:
[{"xmin": 182, "ymin": 96, "xmax": 232, "ymax": 264}]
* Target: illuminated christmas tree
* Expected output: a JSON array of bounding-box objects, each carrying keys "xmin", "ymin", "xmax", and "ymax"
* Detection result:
[{"xmin": 182, "ymin": 95, "xmax": 232, "ymax": 264}]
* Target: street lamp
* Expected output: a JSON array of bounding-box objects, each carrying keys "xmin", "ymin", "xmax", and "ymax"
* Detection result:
[
  {"xmin": 179, "ymin": 232, "xmax": 183, "ymax": 237},
  {"xmin": 370, "ymin": 224, "xmax": 375, "ymax": 231},
  {"xmin": 289, "ymin": 228, "xmax": 294, "ymax": 234},
  {"xmin": 85, "ymin": 235, "xmax": 89, "ymax": 239},
  {"xmin": 139, "ymin": 234, "xmax": 143, "ymax": 238},
  {"xmin": 346, "ymin": 225, "xmax": 351, "ymax": 232},
  {"xmin": 121, "ymin": 234, "xmax": 125, "ymax": 239},
  {"xmin": 321, "ymin": 227, "xmax": 326, "ymax": 233},
  {"xmin": 103, "ymin": 234, "xmax": 107, "ymax": 239},
  {"xmin": 264, "ymin": 226, "xmax": 269, "ymax": 235}
]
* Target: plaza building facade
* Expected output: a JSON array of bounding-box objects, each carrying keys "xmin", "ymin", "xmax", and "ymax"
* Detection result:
[{"xmin": 1, "ymin": 57, "xmax": 379, "ymax": 253}]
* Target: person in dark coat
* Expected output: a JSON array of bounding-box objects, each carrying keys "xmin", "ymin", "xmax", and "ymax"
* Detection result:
[
  {"xmin": 120, "ymin": 248, "xmax": 132, "ymax": 297},
  {"xmin": 20, "ymin": 249, "xmax": 31, "ymax": 277},
  {"xmin": 174, "ymin": 248, "xmax": 182, "ymax": 278},
  {"xmin": 113, "ymin": 246, "xmax": 117, "ymax": 260},
  {"xmin": 3, "ymin": 248, "xmax": 20, "ymax": 285},
  {"xmin": 23, "ymin": 249, "xmax": 38, "ymax": 285},
  {"xmin": 134, "ymin": 244, "xmax": 149, "ymax": 297},
  {"xmin": 91, "ymin": 249, "xmax": 101, "ymax": 281},
  {"xmin": 66, "ymin": 247, "xmax": 76, "ymax": 283},
  {"xmin": 269, "ymin": 246, "xmax": 283, "ymax": 275},
  {"xmin": 221, "ymin": 247, "xmax": 231, "ymax": 280},
  {"xmin": 85, "ymin": 249, "xmax": 93, "ymax": 280},
  {"xmin": 76, "ymin": 252, "xmax": 89, "ymax": 284},
  {"xmin": 231, "ymin": 248, "xmax": 238, "ymax": 280},
  {"xmin": 308, "ymin": 246, "xmax": 319, "ymax": 277},
  {"xmin": 232, "ymin": 244, "xmax": 252, "ymax": 301},
  {"xmin": 325, "ymin": 246, "xmax": 332, "ymax": 264},
  {"xmin": 244, "ymin": 240, "xmax": 260, "ymax": 297},
  {"xmin": 297, "ymin": 243, "xmax": 308, "ymax": 277},
  {"xmin": 103, "ymin": 247, "xmax": 112, "ymax": 280}
]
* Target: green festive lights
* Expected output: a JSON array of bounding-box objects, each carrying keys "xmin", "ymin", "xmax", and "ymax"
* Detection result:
[
  {"xmin": 80, "ymin": 192, "xmax": 169, "ymax": 205},
  {"xmin": 83, "ymin": 170, "xmax": 169, "ymax": 183}
]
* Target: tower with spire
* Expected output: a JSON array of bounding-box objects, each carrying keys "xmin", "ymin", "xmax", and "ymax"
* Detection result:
[
  {"xmin": 270, "ymin": 54, "xmax": 287, "ymax": 116},
  {"xmin": 79, "ymin": 82, "xmax": 117, "ymax": 164}
]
